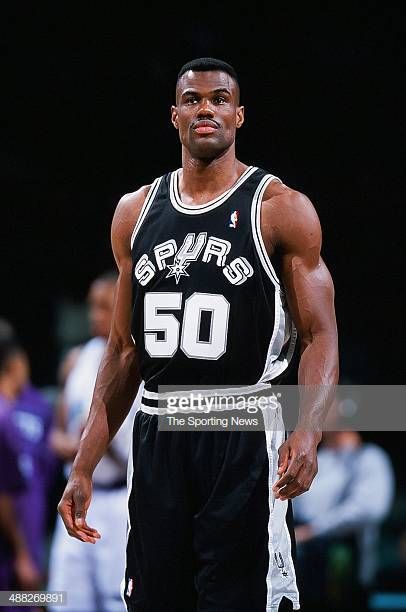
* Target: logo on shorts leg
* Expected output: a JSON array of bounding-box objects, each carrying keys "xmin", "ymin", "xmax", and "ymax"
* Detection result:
[
  {"xmin": 126, "ymin": 577, "xmax": 134, "ymax": 597},
  {"xmin": 274, "ymin": 552, "xmax": 288, "ymax": 577}
]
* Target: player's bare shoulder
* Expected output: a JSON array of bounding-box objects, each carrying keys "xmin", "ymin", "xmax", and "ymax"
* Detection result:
[
  {"xmin": 112, "ymin": 185, "xmax": 151, "ymax": 239},
  {"xmin": 111, "ymin": 184, "xmax": 151, "ymax": 259},
  {"xmin": 260, "ymin": 178, "xmax": 322, "ymax": 253}
]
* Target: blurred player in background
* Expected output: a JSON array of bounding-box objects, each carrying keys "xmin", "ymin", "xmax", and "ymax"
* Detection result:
[
  {"xmin": 0, "ymin": 318, "xmax": 58, "ymax": 595},
  {"xmin": 47, "ymin": 271, "xmax": 141, "ymax": 612},
  {"xmin": 0, "ymin": 331, "xmax": 42, "ymax": 611},
  {"xmin": 293, "ymin": 418, "xmax": 395, "ymax": 611},
  {"xmin": 13, "ymin": 365, "xmax": 59, "ymax": 589}
]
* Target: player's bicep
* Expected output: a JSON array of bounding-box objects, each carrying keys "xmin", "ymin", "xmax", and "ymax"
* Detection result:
[{"xmin": 108, "ymin": 257, "xmax": 134, "ymax": 350}]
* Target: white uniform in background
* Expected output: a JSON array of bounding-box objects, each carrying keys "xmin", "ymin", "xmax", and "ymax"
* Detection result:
[
  {"xmin": 47, "ymin": 337, "xmax": 142, "ymax": 612},
  {"xmin": 292, "ymin": 441, "xmax": 395, "ymax": 586}
]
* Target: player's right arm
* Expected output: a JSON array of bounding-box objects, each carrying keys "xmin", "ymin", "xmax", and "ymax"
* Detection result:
[{"xmin": 57, "ymin": 185, "xmax": 150, "ymax": 543}]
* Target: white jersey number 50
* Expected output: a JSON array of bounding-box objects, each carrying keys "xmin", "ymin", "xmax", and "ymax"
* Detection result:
[{"xmin": 144, "ymin": 292, "xmax": 230, "ymax": 360}]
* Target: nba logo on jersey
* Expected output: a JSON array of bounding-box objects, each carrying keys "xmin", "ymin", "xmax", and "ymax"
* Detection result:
[
  {"xmin": 126, "ymin": 578, "xmax": 134, "ymax": 597},
  {"xmin": 229, "ymin": 210, "xmax": 239, "ymax": 228}
]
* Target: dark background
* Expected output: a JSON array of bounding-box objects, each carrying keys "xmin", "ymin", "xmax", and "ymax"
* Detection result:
[
  {"xmin": 2, "ymin": 6, "xmax": 405, "ymax": 597},
  {"xmin": 2, "ymin": 6, "xmax": 404, "ymax": 386}
]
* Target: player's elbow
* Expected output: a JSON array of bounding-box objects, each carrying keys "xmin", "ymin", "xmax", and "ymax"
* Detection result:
[
  {"xmin": 299, "ymin": 327, "xmax": 338, "ymax": 356},
  {"xmin": 108, "ymin": 324, "xmax": 136, "ymax": 355}
]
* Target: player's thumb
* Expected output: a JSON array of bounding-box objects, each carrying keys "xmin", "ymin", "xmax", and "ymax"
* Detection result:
[{"xmin": 73, "ymin": 489, "xmax": 87, "ymax": 527}]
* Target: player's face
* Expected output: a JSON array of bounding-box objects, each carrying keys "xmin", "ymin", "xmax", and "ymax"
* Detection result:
[
  {"xmin": 171, "ymin": 70, "xmax": 244, "ymax": 160},
  {"xmin": 87, "ymin": 280, "xmax": 116, "ymax": 339}
]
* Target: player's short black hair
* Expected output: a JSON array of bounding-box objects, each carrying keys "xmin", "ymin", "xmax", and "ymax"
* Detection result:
[{"xmin": 177, "ymin": 57, "xmax": 239, "ymax": 87}]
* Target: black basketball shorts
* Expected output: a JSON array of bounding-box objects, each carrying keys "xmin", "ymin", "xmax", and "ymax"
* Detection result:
[{"xmin": 121, "ymin": 407, "xmax": 300, "ymax": 611}]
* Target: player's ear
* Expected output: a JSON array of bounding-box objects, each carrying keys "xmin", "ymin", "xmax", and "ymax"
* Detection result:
[
  {"xmin": 236, "ymin": 105, "xmax": 245, "ymax": 129},
  {"xmin": 171, "ymin": 105, "xmax": 179, "ymax": 129}
]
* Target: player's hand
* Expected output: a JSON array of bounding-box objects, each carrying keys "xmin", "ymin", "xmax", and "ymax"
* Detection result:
[
  {"xmin": 14, "ymin": 549, "xmax": 42, "ymax": 590},
  {"xmin": 57, "ymin": 471, "xmax": 101, "ymax": 543},
  {"xmin": 272, "ymin": 430, "xmax": 321, "ymax": 501}
]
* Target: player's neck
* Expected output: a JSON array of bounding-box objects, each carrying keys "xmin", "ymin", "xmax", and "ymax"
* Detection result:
[{"xmin": 179, "ymin": 151, "xmax": 247, "ymax": 206}]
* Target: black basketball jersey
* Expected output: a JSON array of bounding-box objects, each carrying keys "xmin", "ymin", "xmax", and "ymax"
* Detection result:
[{"xmin": 130, "ymin": 165, "xmax": 297, "ymax": 395}]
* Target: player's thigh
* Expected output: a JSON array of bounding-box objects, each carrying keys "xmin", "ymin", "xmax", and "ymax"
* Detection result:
[
  {"xmin": 191, "ymin": 429, "xmax": 269, "ymax": 611},
  {"xmin": 123, "ymin": 413, "xmax": 197, "ymax": 611},
  {"xmin": 193, "ymin": 427, "xmax": 299, "ymax": 612}
]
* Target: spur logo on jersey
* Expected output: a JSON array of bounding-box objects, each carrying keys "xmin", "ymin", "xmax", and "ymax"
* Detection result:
[
  {"xmin": 134, "ymin": 232, "xmax": 254, "ymax": 287},
  {"xmin": 229, "ymin": 210, "xmax": 239, "ymax": 228}
]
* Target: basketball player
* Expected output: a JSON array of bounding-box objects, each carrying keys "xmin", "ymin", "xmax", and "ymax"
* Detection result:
[
  {"xmin": 57, "ymin": 58, "xmax": 339, "ymax": 611},
  {"xmin": 0, "ymin": 334, "xmax": 42, "ymax": 609}
]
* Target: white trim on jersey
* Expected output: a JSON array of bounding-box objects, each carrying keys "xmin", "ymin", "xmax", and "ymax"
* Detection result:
[
  {"xmin": 169, "ymin": 165, "xmax": 257, "ymax": 214},
  {"xmin": 261, "ymin": 320, "xmax": 298, "ymax": 383},
  {"xmin": 130, "ymin": 176, "xmax": 163, "ymax": 250},
  {"xmin": 258, "ymin": 289, "xmax": 285, "ymax": 381},
  {"xmin": 251, "ymin": 174, "xmax": 298, "ymax": 384},
  {"xmin": 251, "ymin": 174, "xmax": 281, "ymax": 287}
]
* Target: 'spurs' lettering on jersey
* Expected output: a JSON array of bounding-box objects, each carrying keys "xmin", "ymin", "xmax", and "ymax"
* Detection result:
[{"xmin": 131, "ymin": 166, "xmax": 298, "ymax": 399}]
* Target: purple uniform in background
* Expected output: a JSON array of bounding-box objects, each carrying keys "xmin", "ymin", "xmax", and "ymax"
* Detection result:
[
  {"xmin": 11, "ymin": 384, "xmax": 59, "ymax": 573},
  {"xmin": 0, "ymin": 394, "xmax": 26, "ymax": 600}
]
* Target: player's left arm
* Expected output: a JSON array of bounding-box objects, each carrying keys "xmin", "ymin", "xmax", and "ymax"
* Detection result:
[{"xmin": 262, "ymin": 187, "xmax": 339, "ymax": 500}]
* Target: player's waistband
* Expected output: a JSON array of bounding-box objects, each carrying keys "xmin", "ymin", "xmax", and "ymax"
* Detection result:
[{"xmin": 140, "ymin": 382, "xmax": 280, "ymax": 415}]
